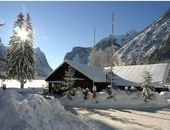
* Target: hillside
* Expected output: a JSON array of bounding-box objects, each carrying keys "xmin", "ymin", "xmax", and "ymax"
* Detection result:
[{"xmin": 117, "ymin": 9, "xmax": 170, "ymax": 65}]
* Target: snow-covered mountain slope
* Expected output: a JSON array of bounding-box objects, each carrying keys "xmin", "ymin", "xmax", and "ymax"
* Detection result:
[
  {"xmin": 64, "ymin": 30, "xmax": 137, "ymax": 66},
  {"xmin": 116, "ymin": 29, "xmax": 138, "ymax": 46},
  {"xmin": 117, "ymin": 9, "xmax": 170, "ymax": 65},
  {"xmin": 0, "ymin": 43, "xmax": 52, "ymax": 78}
]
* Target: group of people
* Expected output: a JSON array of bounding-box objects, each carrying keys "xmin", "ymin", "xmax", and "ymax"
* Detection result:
[
  {"xmin": 125, "ymin": 86, "xmax": 138, "ymax": 94},
  {"xmin": 83, "ymin": 85, "xmax": 113, "ymax": 100}
]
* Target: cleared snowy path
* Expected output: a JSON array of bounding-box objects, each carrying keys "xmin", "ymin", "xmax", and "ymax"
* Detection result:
[{"xmin": 66, "ymin": 106, "xmax": 170, "ymax": 130}]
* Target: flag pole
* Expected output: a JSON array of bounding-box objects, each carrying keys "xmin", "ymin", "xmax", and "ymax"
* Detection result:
[
  {"xmin": 93, "ymin": 27, "xmax": 96, "ymax": 88},
  {"xmin": 111, "ymin": 13, "xmax": 114, "ymax": 88}
]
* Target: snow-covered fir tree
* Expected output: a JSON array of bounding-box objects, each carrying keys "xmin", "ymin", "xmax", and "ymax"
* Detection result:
[
  {"xmin": 6, "ymin": 12, "xmax": 36, "ymax": 88},
  {"xmin": 63, "ymin": 66, "xmax": 76, "ymax": 97},
  {"xmin": 141, "ymin": 71, "xmax": 155, "ymax": 102}
]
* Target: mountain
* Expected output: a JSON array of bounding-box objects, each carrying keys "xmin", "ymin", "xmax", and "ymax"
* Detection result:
[
  {"xmin": 35, "ymin": 47, "xmax": 53, "ymax": 78},
  {"xmin": 117, "ymin": 9, "xmax": 170, "ymax": 65},
  {"xmin": 64, "ymin": 30, "xmax": 138, "ymax": 66},
  {"xmin": 0, "ymin": 40, "xmax": 7, "ymax": 78},
  {"xmin": 116, "ymin": 29, "xmax": 138, "ymax": 46},
  {"xmin": 64, "ymin": 47, "xmax": 91, "ymax": 65},
  {"xmin": 0, "ymin": 60, "xmax": 5, "ymax": 78},
  {"xmin": 0, "ymin": 43, "xmax": 53, "ymax": 78},
  {"xmin": 0, "ymin": 41, "xmax": 7, "ymax": 61},
  {"xmin": 64, "ymin": 37, "xmax": 121, "ymax": 67}
]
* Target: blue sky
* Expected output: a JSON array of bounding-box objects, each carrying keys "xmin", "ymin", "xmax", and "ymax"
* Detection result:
[{"xmin": 0, "ymin": 1, "xmax": 170, "ymax": 69}]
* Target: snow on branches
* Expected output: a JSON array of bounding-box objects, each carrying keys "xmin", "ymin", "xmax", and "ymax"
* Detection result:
[
  {"xmin": 141, "ymin": 71, "xmax": 155, "ymax": 102},
  {"xmin": 6, "ymin": 12, "xmax": 35, "ymax": 88},
  {"xmin": 63, "ymin": 66, "xmax": 76, "ymax": 99}
]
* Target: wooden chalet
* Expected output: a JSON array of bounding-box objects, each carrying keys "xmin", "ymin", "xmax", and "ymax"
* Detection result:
[
  {"xmin": 45, "ymin": 60, "xmax": 109, "ymax": 92},
  {"xmin": 45, "ymin": 60, "xmax": 170, "ymax": 93}
]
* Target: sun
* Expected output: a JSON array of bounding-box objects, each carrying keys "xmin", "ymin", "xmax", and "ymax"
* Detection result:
[
  {"xmin": 16, "ymin": 27, "xmax": 28, "ymax": 41},
  {"xmin": 18, "ymin": 28, "xmax": 28, "ymax": 41}
]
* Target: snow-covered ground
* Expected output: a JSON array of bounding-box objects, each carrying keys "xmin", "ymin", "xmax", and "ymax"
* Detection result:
[
  {"xmin": 61, "ymin": 90, "xmax": 170, "ymax": 130},
  {"xmin": 0, "ymin": 88, "xmax": 170, "ymax": 130},
  {"xmin": 1, "ymin": 80, "xmax": 46, "ymax": 88},
  {"xmin": 69, "ymin": 106, "xmax": 170, "ymax": 130},
  {"xmin": 0, "ymin": 90, "xmax": 96, "ymax": 130},
  {"xmin": 59, "ymin": 90, "xmax": 169, "ymax": 108}
]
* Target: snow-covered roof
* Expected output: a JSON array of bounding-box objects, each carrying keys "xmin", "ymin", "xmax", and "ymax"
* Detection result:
[
  {"xmin": 46, "ymin": 60, "xmax": 106, "ymax": 83},
  {"xmin": 105, "ymin": 63, "xmax": 170, "ymax": 88},
  {"xmin": 65, "ymin": 60, "xmax": 106, "ymax": 82},
  {"xmin": 46, "ymin": 60, "xmax": 169, "ymax": 88}
]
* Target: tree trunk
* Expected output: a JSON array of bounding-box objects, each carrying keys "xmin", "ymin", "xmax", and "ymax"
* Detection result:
[{"xmin": 20, "ymin": 80, "xmax": 25, "ymax": 88}]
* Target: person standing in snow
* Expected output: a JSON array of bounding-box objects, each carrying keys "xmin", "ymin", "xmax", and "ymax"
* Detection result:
[
  {"xmin": 107, "ymin": 85, "xmax": 112, "ymax": 95},
  {"xmin": 92, "ymin": 85, "xmax": 97, "ymax": 98},
  {"xmin": 125, "ymin": 86, "xmax": 129, "ymax": 94},
  {"xmin": 83, "ymin": 88, "xmax": 89, "ymax": 100},
  {"xmin": 107, "ymin": 85, "xmax": 112, "ymax": 98}
]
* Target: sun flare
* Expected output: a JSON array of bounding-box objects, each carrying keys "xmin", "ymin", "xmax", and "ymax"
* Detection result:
[{"xmin": 17, "ymin": 27, "xmax": 28, "ymax": 41}]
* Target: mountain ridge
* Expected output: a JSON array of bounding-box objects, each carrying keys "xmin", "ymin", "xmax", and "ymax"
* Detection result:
[
  {"xmin": 64, "ymin": 29, "xmax": 138, "ymax": 66},
  {"xmin": 117, "ymin": 9, "xmax": 170, "ymax": 65},
  {"xmin": 64, "ymin": 9, "xmax": 170, "ymax": 69}
]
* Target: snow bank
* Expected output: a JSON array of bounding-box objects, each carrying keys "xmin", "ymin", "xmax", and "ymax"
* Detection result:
[
  {"xmin": 60, "ymin": 90, "xmax": 169, "ymax": 108},
  {"xmin": 1, "ymin": 80, "xmax": 46, "ymax": 88},
  {"xmin": 159, "ymin": 91, "xmax": 170, "ymax": 99},
  {"xmin": 0, "ymin": 90, "xmax": 95, "ymax": 130}
]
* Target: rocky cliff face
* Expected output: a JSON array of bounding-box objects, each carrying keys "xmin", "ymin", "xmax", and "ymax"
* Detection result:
[
  {"xmin": 0, "ymin": 43, "xmax": 52, "ymax": 78},
  {"xmin": 0, "ymin": 42, "xmax": 6, "ymax": 60},
  {"xmin": 64, "ymin": 30, "xmax": 138, "ymax": 66},
  {"xmin": 116, "ymin": 30, "xmax": 138, "ymax": 46},
  {"xmin": 35, "ymin": 47, "xmax": 53, "ymax": 78},
  {"xmin": 64, "ymin": 47, "xmax": 91, "ymax": 65},
  {"xmin": 0, "ymin": 41, "xmax": 7, "ymax": 78},
  {"xmin": 117, "ymin": 9, "xmax": 170, "ymax": 65}
]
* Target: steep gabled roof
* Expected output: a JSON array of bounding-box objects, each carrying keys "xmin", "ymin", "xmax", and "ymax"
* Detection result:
[
  {"xmin": 46, "ymin": 60, "xmax": 106, "ymax": 82},
  {"xmin": 105, "ymin": 63, "xmax": 170, "ymax": 88},
  {"xmin": 46, "ymin": 60, "xmax": 169, "ymax": 88}
]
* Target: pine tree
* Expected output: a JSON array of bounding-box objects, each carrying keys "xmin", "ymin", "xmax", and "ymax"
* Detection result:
[
  {"xmin": 6, "ymin": 12, "xmax": 36, "ymax": 88},
  {"xmin": 63, "ymin": 66, "xmax": 75, "ymax": 91},
  {"xmin": 62, "ymin": 66, "xmax": 76, "ymax": 98},
  {"xmin": 141, "ymin": 71, "xmax": 155, "ymax": 102}
]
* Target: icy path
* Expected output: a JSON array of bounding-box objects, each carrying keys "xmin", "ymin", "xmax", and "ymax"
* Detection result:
[{"xmin": 66, "ymin": 106, "xmax": 170, "ymax": 130}]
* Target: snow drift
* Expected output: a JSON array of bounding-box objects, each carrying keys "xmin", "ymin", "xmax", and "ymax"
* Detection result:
[
  {"xmin": 0, "ymin": 90, "xmax": 95, "ymax": 130},
  {"xmin": 60, "ymin": 90, "xmax": 169, "ymax": 108}
]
